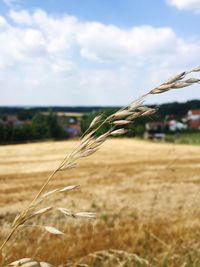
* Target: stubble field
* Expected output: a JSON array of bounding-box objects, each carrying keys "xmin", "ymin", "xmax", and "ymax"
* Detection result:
[{"xmin": 0, "ymin": 139, "xmax": 200, "ymax": 266}]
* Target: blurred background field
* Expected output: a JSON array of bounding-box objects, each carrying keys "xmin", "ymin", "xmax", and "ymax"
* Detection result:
[
  {"xmin": 1, "ymin": 100, "xmax": 200, "ymax": 146},
  {"xmin": 0, "ymin": 139, "xmax": 200, "ymax": 266}
]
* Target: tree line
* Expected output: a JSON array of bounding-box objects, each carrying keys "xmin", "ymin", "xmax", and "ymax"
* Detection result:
[
  {"xmin": 0, "ymin": 100, "xmax": 200, "ymax": 144},
  {"xmin": 0, "ymin": 111, "xmax": 67, "ymax": 144}
]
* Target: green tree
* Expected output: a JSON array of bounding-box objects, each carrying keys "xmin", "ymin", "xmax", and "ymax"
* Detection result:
[
  {"xmin": 4, "ymin": 124, "xmax": 14, "ymax": 143},
  {"xmin": 32, "ymin": 113, "xmax": 49, "ymax": 139},
  {"xmin": 17, "ymin": 110, "xmax": 35, "ymax": 120},
  {"xmin": 81, "ymin": 108, "xmax": 156, "ymax": 138},
  {"xmin": 13, "ymin": 124, "xmax": 34, "ymax": 142},
  {"xmin": 46, "ymin": 110, "xmax": 66, "ymax": 139}
]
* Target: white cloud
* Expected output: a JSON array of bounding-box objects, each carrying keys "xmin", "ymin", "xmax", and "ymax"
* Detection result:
[
  {"xmin": 0, "ymin": 9, "xmax": 200, "ymax": 106},
  {"xmin": 77, "ymin": 24, "xmax": 188, "ymax": 64},
  {"xmin": 0, "ymin": 15, "xmax": 8, "ymax": 28},
  {"xmin": 168, "ymin": 0, "xmax": 200, "ymax": 12},
  {"xmin": 9, "ymin": 9, "xmax": 32, "ymax": 25},
  {"xmin": 3, "ymin": 0, "xmax": 19, "ymax": 8}
]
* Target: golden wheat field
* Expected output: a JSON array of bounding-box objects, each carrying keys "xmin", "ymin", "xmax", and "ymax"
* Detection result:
[{"xmin": 0, "ymin": 139, "xmax": 200, "ymax": 266}]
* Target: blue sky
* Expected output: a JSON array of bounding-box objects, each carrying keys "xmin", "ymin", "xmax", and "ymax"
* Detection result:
[{"xmin": 0, "ymin": 0, "xmax": 200, "ymax": 106}]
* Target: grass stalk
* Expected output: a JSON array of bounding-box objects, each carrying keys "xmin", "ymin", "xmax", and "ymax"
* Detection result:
[{"xmin": 0, "ymin": 65, "xmax": 199, "ymax": 266}]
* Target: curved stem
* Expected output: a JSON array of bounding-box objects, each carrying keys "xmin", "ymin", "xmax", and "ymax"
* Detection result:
[
  {"xmin": 0, "ymin": 224, "xmax": 18, "ymax": 253},
  {"xmin": 0, "ymin": 165, "xmax": 61, "ymax": 256}
]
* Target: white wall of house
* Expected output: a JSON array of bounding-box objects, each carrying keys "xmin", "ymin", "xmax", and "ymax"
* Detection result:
[{"xmin": 186, "ymin": 110, "xmax": 200, "ymax": 121}]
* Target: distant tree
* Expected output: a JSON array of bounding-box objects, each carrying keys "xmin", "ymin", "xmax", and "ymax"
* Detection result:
[
  {"xmin": 17, "ymin": 110, "xmax": 35, "ymax": 120},
  {"xmin": 3, "ymin": 124, "xmax": 14, "ymax": 143},
  {"xmin": 13, "ymin": 124, "xmax": 34, "ymax": 142},
  {"xmin": 46, "ymin": 110, "xmax": 66, "ymax": 139},
  {"xmin": 0, "ymin": 124, "xmax": 5, "ymax": 142},
  {"xmin": 81, "ymin": 108, "xmax": 156, "ymax": 138},
  {"xmin": 32, "ymin": 113, "xmax": 49, "ymax": 139},
  {"xmin": 158, "ymin": 100, "xmax": 200, "ymax": 119}
]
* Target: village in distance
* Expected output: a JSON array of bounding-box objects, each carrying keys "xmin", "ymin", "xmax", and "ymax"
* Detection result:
[{"xmin": 0, "ymin": 99, "xmax": 200, "ymax": 145}]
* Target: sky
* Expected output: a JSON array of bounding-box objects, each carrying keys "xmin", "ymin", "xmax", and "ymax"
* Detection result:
[{"xmin": 0, "ymin": 0, "xmax": 200, "ymax": 106}]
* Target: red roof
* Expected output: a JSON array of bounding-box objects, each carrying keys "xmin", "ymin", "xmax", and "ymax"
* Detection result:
[
  {"xmin": 189, "ymin": 120, "xmax": 200, "ymax": 129},
  {"xmin": 6, "ymin": 115, "xmax": 17, "ymax": 123},
  {"xmin": 69, "ymin": 124, "xmax": 81, "ymax": 130},
  {"xmin": 190, "ymin": 110, "xmax": 200, "ymax": 115}
]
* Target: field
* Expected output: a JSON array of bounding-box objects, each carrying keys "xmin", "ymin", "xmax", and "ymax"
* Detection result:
[
  {"xmin": 166, "ymin": 133, "xmax": 200, "ymax": 145},
  {"xmin": 0, "ymin": 139, "xmax": 200, "ymax": 266}
]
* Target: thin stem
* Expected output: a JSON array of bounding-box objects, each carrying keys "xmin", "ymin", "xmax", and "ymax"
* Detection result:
[
  {"xmin": 0, "ymin": 225, "xmax": 18, "ymax": 253},
  {"xmin": 0, "ymin": 92, "xmax": 157, "ymax": 256},
  {"xmin": 29, "ymin": 169, "xmax": 59, "ymax": 206},
  {"xmin": 0, "ymin": 65, "xmax": 199, "ymax": 263},
  {"xmin": 0, "ymin": 161, "xmax": 63, "ymax": 256}
]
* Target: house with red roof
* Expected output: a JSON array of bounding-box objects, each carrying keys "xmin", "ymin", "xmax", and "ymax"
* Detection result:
[
  {"xmin": 6, "ymin": 115, "xmax": 18, "ymax": 125},
  {"xmin": 186, "ymin": 110, "xmax": 200, "ymax": 120},
  {"xmin": 185, "ymin": 110, "xmax": 200, "ymax": 130},
  {"xmin": 64, "ymin": 124, "xmax": 82, "ymax": 137}
]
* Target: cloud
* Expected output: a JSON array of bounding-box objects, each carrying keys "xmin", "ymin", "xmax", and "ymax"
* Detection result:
[
  {"xmin": 3, "ymin": 0, "xmax": 19, "ymax": 8},
  {"xmin": 78, "ymin": 24, "xmax": 176, "ymax": 62},
  {"xmin": 9, "ymin": 9, "xmax": 32, "ymax": 25},
  {"xmin": 167, "ymin": 0, "xmax": 200, "ymax": 12},
  {"xmin": 0, "ymin": 8, "xmax": 200, "ymax": 106}
]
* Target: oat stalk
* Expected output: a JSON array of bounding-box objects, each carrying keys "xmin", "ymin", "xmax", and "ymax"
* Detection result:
[{"xmin": 1, "ymin": 65, "xmax": 200, "ymax": 265}]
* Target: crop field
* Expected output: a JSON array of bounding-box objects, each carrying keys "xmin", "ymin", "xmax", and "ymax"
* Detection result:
[{"xmin": 0, "ymin": 139, "xmax": 200, "ymax": 266}]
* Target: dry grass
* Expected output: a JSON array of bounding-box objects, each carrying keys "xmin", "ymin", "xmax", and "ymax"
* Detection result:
[
  {"xmin": 0, "ymin": 66, "xmax": 200, "ymax": 266},
  {"xmin": 0, "ymin": 139, "xmax": 200, "ymax": 266}
]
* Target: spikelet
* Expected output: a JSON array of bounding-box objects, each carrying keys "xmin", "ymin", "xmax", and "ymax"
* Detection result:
[
  {"xmin": 1, "ymin": 65, "xmax": 200, "ymax": 266},
  {"xmin": 112, "ymin": 110, "xmax": 133, "ymax": 120},
  {"xmin": 9, "ymin": 258, "xmax": 53, "ymax": 267},
  {"xmin": 110, "ymin": 129, "xmax": 129, "ymax": 136},
  {"xmin": 88, "ymin": 114, "xmax": 103, "ymax": 129},
  {"xmin": 113, "ymin": 120, "xmax": 131, "ymax": 126}
]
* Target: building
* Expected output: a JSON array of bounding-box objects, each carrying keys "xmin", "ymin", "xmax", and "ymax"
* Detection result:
[
  {"xmin": 145, "ymin": 121, "xmax": 165, "ymax": 132},
  {"xmin": 188, "ymin": 120, "xmax": 200, "ymax": 130},
  {"xmin": 167, "ymin": 120, "xmax": 187, "ymax": 131},
  {"xmin": 144, "ymin": 122, "xmax": 165, "ymax": 140},
  {"xmin": 64, "ymin": 124, "xmax": 82, "ymax": 137},
  {"xmin": 56, "ymin": 112, "xmax": 83, "ymax": 137},
  {"xmin": 6, "ymin": 115, "xmax": 18, "ymax": 125},
  {"xmin": 42, "ymin": 111, "xmax": 83, "ymax": 137},
  {"xmin": 5, "ymin": 115, "xmax": 31, "ymax": 127},
  {"xmin": 186, "ymin": 110, "xmax": 200, "ymax": 121},
  {"xmin": 184, "ymin": 110, "xmax": 200, "ymax": 130}
]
